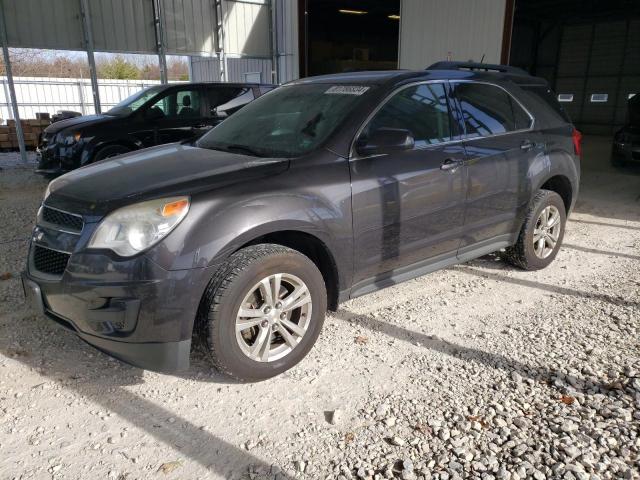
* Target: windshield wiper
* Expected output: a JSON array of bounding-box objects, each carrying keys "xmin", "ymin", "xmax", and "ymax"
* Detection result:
[{"xmin": 220, "ymin": 144, "xmax": 265, "ymax": 157}]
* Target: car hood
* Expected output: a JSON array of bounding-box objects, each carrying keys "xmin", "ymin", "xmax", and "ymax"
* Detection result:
[
  {"xmin": 44, "ymin": 114, "xmax": 116, "ymax": 135},
  {"xmin": 46, "ymin": 143, "xmax": 289, "ymax": 214}
]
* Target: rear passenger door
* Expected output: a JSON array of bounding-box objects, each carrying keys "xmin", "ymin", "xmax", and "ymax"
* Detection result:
[{"xmin": 449, "ymin": 81, "xmax": 537, "ymax": 255}]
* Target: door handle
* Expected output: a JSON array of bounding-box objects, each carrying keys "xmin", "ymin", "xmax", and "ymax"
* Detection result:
[
  {"xmin": 440, "ymin": 158, "xmax": 463, "ymax": 171},
  {"xmin": 520, "ymin": 140, "xmax": 535, "ymax": 151}
]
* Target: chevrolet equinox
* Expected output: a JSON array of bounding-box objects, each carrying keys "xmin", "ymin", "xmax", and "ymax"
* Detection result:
[{"xmin": 23, "ymin": 62, "xmax": 581, "ymax": 381}]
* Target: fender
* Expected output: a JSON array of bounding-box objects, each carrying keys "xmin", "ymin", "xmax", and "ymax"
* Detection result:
[
  {"xmin": 146, "ymin": 152, "xmax": 354, "ymax": 292},
  {"xmin": 81, "ymin": 136, "xmax": 145, "ymax": 166},
  {"xmin": 514, "ymin": 144, "xmax": 579, "ymax": 235}
]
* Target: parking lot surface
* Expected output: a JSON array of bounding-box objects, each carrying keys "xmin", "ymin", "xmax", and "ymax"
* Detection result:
[{"xmin": 0, "ymin": 136, "xmax": 638, "ymax": 479}]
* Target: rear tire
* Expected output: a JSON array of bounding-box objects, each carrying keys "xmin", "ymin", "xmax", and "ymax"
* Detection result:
[
  {"xmin": 197, "ymin": 244, "xmax": 327, "ymax": 381},
  {"xmin": 93, "ymin": 144, "xmax": 130, "ymax": 162},
  {"xmin": 503, "ymin": 190, "xmax": 566, "ymax": 271}
]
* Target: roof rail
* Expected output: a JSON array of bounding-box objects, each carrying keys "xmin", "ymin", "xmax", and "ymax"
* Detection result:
[{"xmin": 426, "ymin": 61, "xmax": 528, "ymax": 76}]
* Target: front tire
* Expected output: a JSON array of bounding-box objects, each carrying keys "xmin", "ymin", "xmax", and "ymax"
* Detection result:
[
  {"xmin": 93, "ymin": 144, "xmax": 130, "ymax": 162},
  {"xmin": 503, "ymin": 190, "xmax": 566, "ymax": 270},
  {"xmin": 198, "ymin": 244, "xmax": 327, "ymax": 381}
]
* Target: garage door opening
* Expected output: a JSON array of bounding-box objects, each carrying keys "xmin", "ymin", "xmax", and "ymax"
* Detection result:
[
  {"xmin": 299, "ymin": 0, "xmax": 400, "ymax": 77},
  {"xmin": 509, "ymin": 0, "xmax": 640, "ymax": 135}
]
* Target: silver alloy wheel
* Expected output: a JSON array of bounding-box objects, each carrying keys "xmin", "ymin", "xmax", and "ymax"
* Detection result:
[
  {"xmin": 235, "ymin": 273, "xmax": 312, "ymax": 362},
  {"xmin": 533, "ymin": 205, "xmax": 561, "ymax": 259}
]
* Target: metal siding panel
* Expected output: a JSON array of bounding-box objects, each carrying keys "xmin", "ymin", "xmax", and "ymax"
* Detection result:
[
  {"xmin": 223, "ymin": 0, "xmax": 270, "ymax": 56},
  {"xmin": 162, "ymin": 0, "xmax": 217, "ymax": 55},
  {"xmin": 275, "ymin": 0, "xmax": 298, "ymax": 83},
  {"xmin": 399, "ymin": 0, "xmax": 506, "ymax": 70},
  {"xmin": 91, "ymin": 0, "xmax": 156, "ymax": 53},
  {"xmin": 4, "ymin": 0, "xmax": 83, "ymax": 50}
]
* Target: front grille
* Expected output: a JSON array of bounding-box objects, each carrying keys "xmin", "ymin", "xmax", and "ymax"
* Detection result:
[
  {"xmin": 42, "ymin": 206, "xmax": 84, "ymax": 232},
  {"xmin": 33, "ymin": 245, "xmax": 70, "ymax": 276}
]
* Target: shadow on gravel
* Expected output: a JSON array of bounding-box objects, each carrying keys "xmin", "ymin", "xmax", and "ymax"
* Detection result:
[
  {"xmin": 332, "ymin": 309, "xmax": 629, "ymax": 399},
  {"xmin": 458, "ymin": 266, "xmax": 639, "ymax": 309},
  {"xmin": 563, "ymin": 243, "xmax": 640, "ymax": 261},
  {"xmin": 568, "ymin": 218, "xmax": 640, "ymax": 231},
  {"xmin": 1, "ymin": 312, "xmax": 292, "ymax": 480}
]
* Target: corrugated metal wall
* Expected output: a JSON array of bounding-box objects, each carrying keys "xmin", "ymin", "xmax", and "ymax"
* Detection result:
[
  {"xmin": 398, "ymin": 0, "xmax": 506, "ymax": 69},
  {"xmin": 90, "ymin": 0, "xmax": 156, "ymax": 53},
  {"xmin": 3, "ymin": 0, "xmax": 219, "ymax": 56},
  {"xmin": 162, "ymin": 0, "xmax": 218, "ymax": 55},
  {"xmin": 190, "ymin": 56, "xmax": 273, "ymax": 83},
  {"xmin": 223, "ymin": 0, "xmax": 270, "ymax": 57},
  {"xmin": 274, "ymin": 0, "xmax": 298, "ymax": 83},
  {"xmin": 4, "ymin": 0, "xmax": 84, "ymax": 50}
]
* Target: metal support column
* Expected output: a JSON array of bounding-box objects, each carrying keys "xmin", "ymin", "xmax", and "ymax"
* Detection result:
[
  {"xmin": 153, "ymin": 0, "xmax": 168, "ymax": 84},
  {"xmin": 80, "ymin": 0, "xmax": 101, "ymax": 113},
  {"xmin": 269, "ymin": 0, "xmax": 279, "ymax": 84},
  {"xmin": 0, "ymin": 0, "xmax": 27, "ymax": 163},
  {"xmin": 214, "ymin": 0, "xmax": 226, "ymax": 81}
]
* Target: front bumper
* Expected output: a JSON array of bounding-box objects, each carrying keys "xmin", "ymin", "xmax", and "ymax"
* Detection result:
[
  {"xmin": 612, "ymin": 142, "xmax": 640, "ymax": 163},
  {"xmin": 36, "ymin": 142, "xmax": 83, "ymax": 176},
  {"xmin": 22, "ymin": 252, "xmax": 213, "ymax": 373}
]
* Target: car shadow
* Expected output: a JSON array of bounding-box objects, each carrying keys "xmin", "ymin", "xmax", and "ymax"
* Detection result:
[
  {"xmin": 0, "ymin": 309, "xmax": 294, "ymax": 479},
  {"xmin": 331, "ymin": 308, "xmax": 632, "ymax": 399}
]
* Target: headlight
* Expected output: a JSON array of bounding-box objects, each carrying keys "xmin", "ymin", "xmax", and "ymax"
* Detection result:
[
  {"xmin": 60, "ymin": 132, "xmax": 81, "ymax": 145},
  {"xmin": 87, "ymin": 196, "xmax": 190, "ymax": 257}
]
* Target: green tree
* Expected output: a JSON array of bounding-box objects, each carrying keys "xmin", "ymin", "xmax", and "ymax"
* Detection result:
[{"xmin": 98, "ymin": 56, "xmax": 140, "ymax": 79}]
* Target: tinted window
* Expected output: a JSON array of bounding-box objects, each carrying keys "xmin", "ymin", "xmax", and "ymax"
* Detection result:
[
  {"xmin": 521, "ymin": 85, "xmax": 570, "ymax": 123},
  {"xmin": 147, "ymin": 88, "xmax": 202, "ymax": 120},
  {"xmin": 208, "ymin": 87, "xmax": 254, "ymax": 118},
  {"xmin": 453, "ymin": 83, "xmax": 524, "ymax": 137},
  {"xmin": 363, "ymin": 83, "xmax": 452, "ymax": 146},
  {"xmin": 512, "ymin": 97, "xmax": 532, "ymax": 130}
]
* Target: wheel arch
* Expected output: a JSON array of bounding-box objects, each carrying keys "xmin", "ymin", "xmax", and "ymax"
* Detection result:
[
  {"xmin": 234, "ymin": 230, "xmax": 341, "ymax": 311},
  {"xmin": 538, "ymin": 174, "xmax": 573, "ymax": 213}
]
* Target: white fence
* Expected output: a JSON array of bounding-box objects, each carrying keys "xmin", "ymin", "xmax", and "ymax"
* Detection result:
[{"xmin": 0, "ymin": 76, "xmax": 171, "ymax": 121}]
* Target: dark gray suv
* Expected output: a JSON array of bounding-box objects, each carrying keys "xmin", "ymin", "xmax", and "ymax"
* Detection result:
[{"xmin": 22, "ymin": 62, "xmax": 581, "ymax": 381}]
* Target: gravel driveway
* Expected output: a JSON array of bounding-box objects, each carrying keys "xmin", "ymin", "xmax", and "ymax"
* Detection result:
[{"xmin": 0, "ymin": 136, "xmax": 638, "ymax": 480}]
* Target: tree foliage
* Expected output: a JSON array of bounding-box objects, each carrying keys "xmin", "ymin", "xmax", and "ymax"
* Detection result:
[{"xmin": 0, "ymin": 49, "xmax": 189, "ymax": 80}]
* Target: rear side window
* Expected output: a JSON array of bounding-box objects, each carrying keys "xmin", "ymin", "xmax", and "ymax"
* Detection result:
[
  {"xmin": 451, "ymin": 83, "xmax": 532, "ymax": 137},
  {"xmin": 363, "ymin": 83, "xmax": 453, "ymax": 146},
  {"xmin": 208, "ymin": 87, "xmax": 255, "ymax": 118},
  {"xmin": 521, "ymin": 85, "xmax": 571, "ymax": 124}
]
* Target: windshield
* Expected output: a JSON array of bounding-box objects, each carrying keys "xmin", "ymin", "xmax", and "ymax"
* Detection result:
[
  {"xmin": 106, "ymin": 86, "xmax": 166, "ymax": 116},
  {"xmin": 196, "ymin": 83, "xmax": 375, "ymax": 157}
]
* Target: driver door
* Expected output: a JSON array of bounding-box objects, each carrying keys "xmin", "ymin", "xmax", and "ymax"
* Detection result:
[
  {"xmin": 136, "ymin": 87, "xmax": 207, "ymax": 146},
  {"xmin": 349, "ymin": 81, "xmax": 467, "ymax": 290}
]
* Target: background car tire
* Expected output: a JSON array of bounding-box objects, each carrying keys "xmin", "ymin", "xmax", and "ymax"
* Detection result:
[
  {"xmin": 93, "ymin": 144, "xmax": 131, "ymax": 162},
  {"xmin": 503, "ymin": 189, "xmax": 566, "ymax": 271},
  {"xmin": 197, "ymin": 244, "xmax": 327, "ymax": 381}
]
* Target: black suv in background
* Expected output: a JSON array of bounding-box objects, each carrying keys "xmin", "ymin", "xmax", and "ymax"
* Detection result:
[
  {"xmin": 612, "ymin": 93, "xmax": 640, "ymax": 166},
  {"xmin": 23, "ymin": 62, "xmax": 581, "ymax": 381},
  {"xmin": 36, "ymin": 82, "xmax": 274, "ymax": 175}
]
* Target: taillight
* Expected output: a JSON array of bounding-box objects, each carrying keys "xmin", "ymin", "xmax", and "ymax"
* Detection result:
[{"xmin": 572, "ymin": 128, "xmax": 583, "ymax": 158}]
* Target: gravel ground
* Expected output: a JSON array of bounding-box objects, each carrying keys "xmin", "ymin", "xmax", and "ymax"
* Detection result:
[{"xmin": 0, "ymin": 136, "xmax": 638, "ymax": 480}]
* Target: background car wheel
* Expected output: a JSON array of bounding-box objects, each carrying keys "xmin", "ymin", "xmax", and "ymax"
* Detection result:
[
  {"xmin": 503, "ymin": 189, "xmax": 567, "ymax": 271},
  {"xmin": 93, "ymin": 144, "xmax": 130, "ymax": 162},
  {"xmin": 197, "ymin": 244, "xmax": 327, "ymax": 381}
]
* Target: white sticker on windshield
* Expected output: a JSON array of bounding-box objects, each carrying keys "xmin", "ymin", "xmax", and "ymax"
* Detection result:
[{"xmin": 325, "ymin": 85, "xmax": 370, "ymax": 95}]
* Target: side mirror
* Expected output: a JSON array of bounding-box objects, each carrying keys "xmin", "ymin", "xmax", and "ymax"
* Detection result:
[
  {"xmin": 356, "ymin": 128, "xmax": 415, "ymax": 156},
  {"xmin": 144, "ymin": 107, "xmax": 164, "ymax": 121}
]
